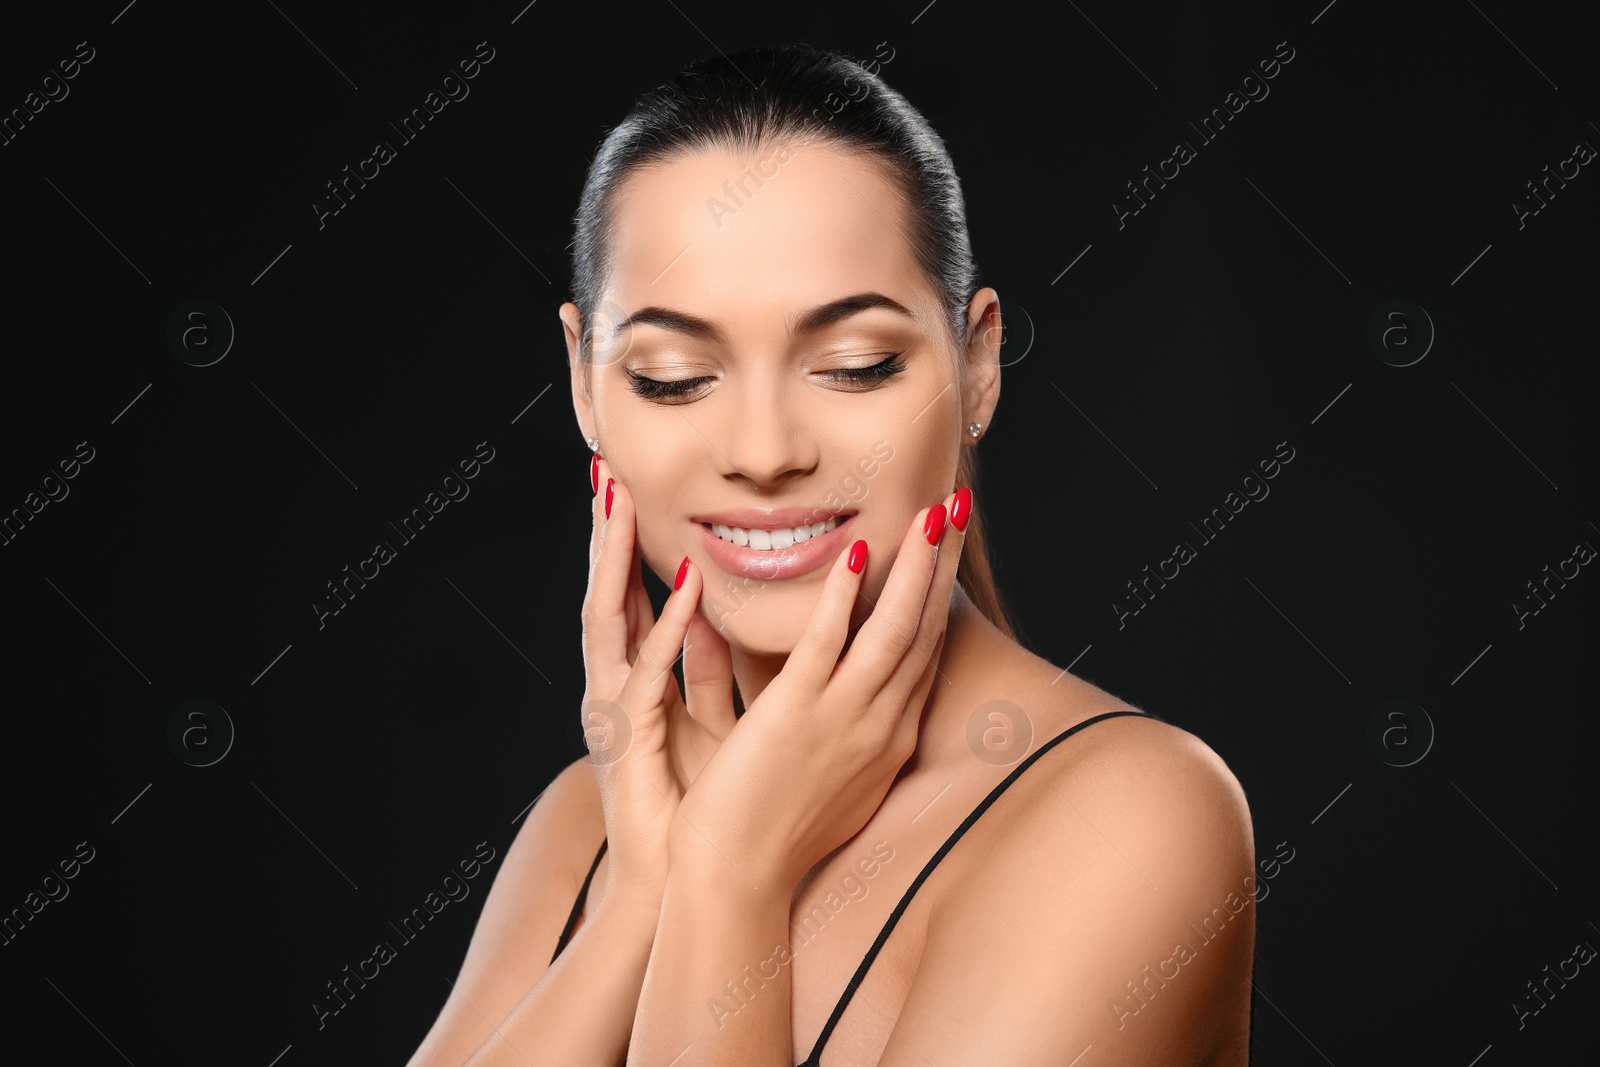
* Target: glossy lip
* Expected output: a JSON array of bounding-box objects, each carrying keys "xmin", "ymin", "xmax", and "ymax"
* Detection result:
[{"xmin": 695, "ymin": 512, "xmax": 856, "ymax": 581}]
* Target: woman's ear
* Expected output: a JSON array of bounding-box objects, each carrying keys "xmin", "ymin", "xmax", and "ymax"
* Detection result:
[
  {"xmin": 562, "ymin": 302, "xmax": 598, "ymax": 442},
  {"xmin": 961, "ymin": 287, "xmax": 1003, "ymax": 441}
]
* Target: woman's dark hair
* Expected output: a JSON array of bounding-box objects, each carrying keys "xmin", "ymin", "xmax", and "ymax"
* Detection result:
[{"xmin": 570, "ymin": 44, "xmax": 1017, "ymax": 642}]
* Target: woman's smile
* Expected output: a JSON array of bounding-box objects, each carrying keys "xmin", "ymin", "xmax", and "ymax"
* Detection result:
[{"xmin": 692, "ymin": 509, "xmax": 858, "ymax": 579}]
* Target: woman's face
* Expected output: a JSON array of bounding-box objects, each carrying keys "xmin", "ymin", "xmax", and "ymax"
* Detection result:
[{"xmin": 563, "ymin": 141, "xmax": 999, "ymax": 656}]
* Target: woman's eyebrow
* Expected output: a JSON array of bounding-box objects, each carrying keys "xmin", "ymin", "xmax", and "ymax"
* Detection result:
[
  {"xmin": 790, "ymin": 292, "xmax": 917, "ymax": 333},
  {"xmin": 615, "ymin": 292, "xmax": 916, "ymax": 343}
]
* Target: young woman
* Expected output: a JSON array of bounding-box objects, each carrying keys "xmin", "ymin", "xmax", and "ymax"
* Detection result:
[{"xmin": 408, "ymin": 45, "xmax": 1255, "ymax": 1067}]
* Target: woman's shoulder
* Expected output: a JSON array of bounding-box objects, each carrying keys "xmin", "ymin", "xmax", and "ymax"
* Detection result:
[
  {"xmin": 403, "ymin": 756, "xmax": 609, "ymax": 1064},
  {"xmin": 893, "ymin": 663, "xmax": 1257, "ymax": 1063},
  {"xmin": 1043, "ymin": 697, "xmax": 1250, "ymax": 833},
  {"xmin": 950, "ymin": 656, "xmax": 1254, "ymax": 891},
  {"xmin": 518, "ymin": 754, "xmax": 608, "ymax": 880},
  {"xmin": 994, "ymin": 650, "xmax": 1250, "ymax": 839},
  {"xmin": 471, "ymin": 756, "xmax": 609, "ymax": 953}
]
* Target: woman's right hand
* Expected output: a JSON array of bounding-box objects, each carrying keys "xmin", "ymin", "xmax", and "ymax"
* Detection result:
[{"xmin": 580, "ymin": 455, "xmax": 736, "ymax": 911}]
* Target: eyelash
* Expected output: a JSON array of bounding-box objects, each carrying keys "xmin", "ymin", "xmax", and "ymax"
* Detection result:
[{"xmin": 625, "ymin": 355, "xmax": 908, "ymax": 402}]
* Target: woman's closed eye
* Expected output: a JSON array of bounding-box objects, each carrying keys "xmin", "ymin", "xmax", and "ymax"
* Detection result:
[{"xmin": 625, "ymin": 354, "xmax": 908, "ymax": 403}]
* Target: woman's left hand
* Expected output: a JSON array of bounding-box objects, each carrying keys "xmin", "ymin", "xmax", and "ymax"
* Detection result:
[{"xmin": 668, "ymin": 487, "xmax": 969, "ymax": 895}]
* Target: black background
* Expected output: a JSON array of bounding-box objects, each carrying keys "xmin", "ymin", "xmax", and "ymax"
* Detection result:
[{"xmin": 2, "ymin": 1, "xmax": 1596, "ymax": 1064}]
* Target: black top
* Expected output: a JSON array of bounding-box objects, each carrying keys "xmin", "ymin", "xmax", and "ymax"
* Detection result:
[
  {"xmin": 549, "ymin": 708, "xmax": 1152, "ymax": 1065},
  {"xmin": 548, "ymin": 835, "xmax": 609, "ymax": 966}
]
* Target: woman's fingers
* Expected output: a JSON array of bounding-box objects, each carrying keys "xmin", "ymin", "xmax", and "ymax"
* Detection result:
[
  {"xmin": 681, "ymin": 610, "xmax": 737, "ymax": 740},
  {"xmin": 890, "ymin": 627, "xmax": 946, "ymax": 756},
  {"xmin": 583, "ymin": 459, "xmax": 641, "ymax": 689},
  {"xmin": 829, "ymin": 500, "xmax": 947, "ymax": 695},
  {"xmin": 616, "ymin": 555, "xmax": 705, "ymax": 722},
  {"xmin": 622, "ymin": 547, "xmax": 655, "ymax": 666},
  {"xmin": 585, "ymin": 459, "xmax": 612, "ymax": 569},
  {"xmin": 784, "ymin": 535, "xmax": 871, "ymax": 691},
  {"xmin": 881, "ymin": 487, "xmax": 968, "ymax": 705},
  {"xmin": 586, "ymin": 460, "xmax": 669, "ymax": 669}
]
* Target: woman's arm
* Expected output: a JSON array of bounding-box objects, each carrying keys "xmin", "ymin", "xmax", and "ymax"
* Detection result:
[
  {"xmin": 879, "ymin": 723, "xmax": 1256, "ymax": 1066},
  {"xmin": 461, "ymin": 880, "xmax": 665, "ymax": 1067},
  {"xmin": 405, "ymin": 757, "xmax": 662, "ymax": 1067},
  {"xmin": 628, "ymin": 839, "xmax": 797, "ymax": 1066}
]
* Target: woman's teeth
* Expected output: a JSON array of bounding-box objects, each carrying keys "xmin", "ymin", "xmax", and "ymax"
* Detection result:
[{"xmin": 710, "ymin": 515, "xmax": 843, "ymax": 551}]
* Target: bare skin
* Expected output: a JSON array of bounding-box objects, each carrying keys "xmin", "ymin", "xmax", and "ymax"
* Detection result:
[{"xmin": 406, "ymin": 141, "xmax": 1254, "ymax": 1067}]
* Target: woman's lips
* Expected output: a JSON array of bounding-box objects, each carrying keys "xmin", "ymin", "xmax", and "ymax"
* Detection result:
[{"xmin": 695, "ymin": 514, "xmax": 856, "ymax": 581}]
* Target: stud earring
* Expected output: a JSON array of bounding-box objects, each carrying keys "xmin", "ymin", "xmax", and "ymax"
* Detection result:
[
  {"xmin": 586, "ymin": 437, "xmax": 599, "ymax": 453},
  {"xmin": 967, "ymin": 422, "xmax": 984, "ymax": 440}
]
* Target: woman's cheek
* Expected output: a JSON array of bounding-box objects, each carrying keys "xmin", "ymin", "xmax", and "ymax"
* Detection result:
[{"xmin": 637, "ymin": 494, "xmax": 681, "ymax": 585}]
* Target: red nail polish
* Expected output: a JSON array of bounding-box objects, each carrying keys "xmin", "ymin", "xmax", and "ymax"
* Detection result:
[
  {"xmin": 590, "ymin": 453, "xmax": 601, "ymax": 495},
  {"xmin": 950, "ymin": 486, "xmax": 972, "ymax": 532},
  {"xmin": 675, "ymin": 555, "xmax": 690, "ymax": 590},
  {"xmin": 923, "ymin": 504, "xmax": 947, "ymax": 545},
  {"xmin": 847, "ymin": 539, "xmax": 868, "ymax": 574},
  {"xmin": 604, "ymin": 478, "xmax": 614, "ymax": 519}
]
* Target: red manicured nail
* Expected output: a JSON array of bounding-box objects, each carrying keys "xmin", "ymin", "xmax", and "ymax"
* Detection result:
[
  {"xmin": 675, "ymin": 555, "xmax": 690, "ymax": 590},
  {"xmin": 950, "ymin": 486, "xmax": 972, "ymax": 532},
  {"xmin": 604, "ymin": 477, "xmax": 614, "ymax": 519},
  {"xmin": 923, "ymin": 504, "xmax": 947, "ymax": 545},
  {"xmin": 590, "ymin": 453, "xmax": 601, "ymax": 494},
  {"xmin": 847, "ymin": 539, "xmax": 868, "ymax": 574}
]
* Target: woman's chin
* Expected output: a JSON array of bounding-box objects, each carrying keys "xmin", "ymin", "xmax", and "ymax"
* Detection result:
[{"xmin": 705, "ymin": 609, "xmax": 807, "ymax": 658}]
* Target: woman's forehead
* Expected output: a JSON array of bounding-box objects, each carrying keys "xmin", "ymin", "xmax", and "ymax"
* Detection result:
[{"xmin": 602, "ymin": 142, "xmax": 936, "ymax": 332}]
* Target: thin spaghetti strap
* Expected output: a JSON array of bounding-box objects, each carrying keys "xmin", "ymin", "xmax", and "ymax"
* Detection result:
[
  {"xmin": 796, "ymin": 709, "xmax": 1152, "ymax": 1066},
  {"xmin": 550, "ymin": 837, "xmax": 609, "ymax": 964}
]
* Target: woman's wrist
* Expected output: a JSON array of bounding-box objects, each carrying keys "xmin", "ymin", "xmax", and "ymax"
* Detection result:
[{"xmin": 667, "ymin": 823, "xmax": 794, "ymax": 906}]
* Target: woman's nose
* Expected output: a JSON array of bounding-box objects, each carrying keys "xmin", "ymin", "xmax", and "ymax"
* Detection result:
[{"xmin": 716, "ymin": 384, "xmax": 816, "ymax": 484}]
